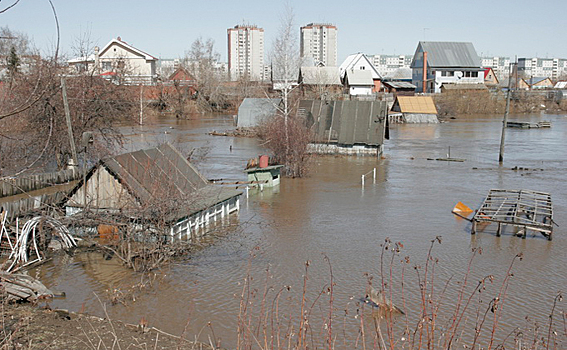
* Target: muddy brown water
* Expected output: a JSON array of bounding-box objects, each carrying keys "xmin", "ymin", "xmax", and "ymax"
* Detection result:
[{"xmin": 31, "ymin": 113, "xmax": 566, "ymax": 348}]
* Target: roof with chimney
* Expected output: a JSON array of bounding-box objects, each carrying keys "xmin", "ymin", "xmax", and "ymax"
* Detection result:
[{"xmin": 410, "ymin": 41, "xmax": 481, "ymax": 68}]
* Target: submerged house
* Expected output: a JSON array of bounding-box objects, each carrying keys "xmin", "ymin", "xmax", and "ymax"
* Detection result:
[
  {"xmin": 298, "ymin": 99, "xmax": 388, "ymax": 156},
  {"xmin": 390, "ymin": 96, "xmax": 439, "ymax": 123},
  {"xmin": 65, "ymin": 143, "xmax": 241, "ymax": 241},
  {"xmin": 237, "ymin": 98, "xmax": 282, "ymax": 128}
]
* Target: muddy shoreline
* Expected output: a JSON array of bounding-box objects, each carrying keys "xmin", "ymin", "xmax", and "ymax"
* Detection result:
[{"xmin": 1, "ymin": 303, "xmax": 217, "ymax": 349}]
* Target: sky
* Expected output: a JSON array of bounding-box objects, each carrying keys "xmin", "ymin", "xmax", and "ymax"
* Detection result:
[{"xmin": 1, "ymin": 0, "xmax": 566, "ymax": 63}]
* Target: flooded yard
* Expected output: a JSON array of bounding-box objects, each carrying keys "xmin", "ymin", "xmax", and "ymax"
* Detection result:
[{"xmin": 32, "ymin": 113, "xmax": 567, "ymax": 348}]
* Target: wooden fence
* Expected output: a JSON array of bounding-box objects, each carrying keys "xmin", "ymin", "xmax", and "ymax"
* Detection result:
[
  {"xmin": 0, "ymin": 169, "xmax": 84, "ymax": 220},
  {"xmin": 0, "ymin": 168, "xmax": 83, "ymax": 198}
]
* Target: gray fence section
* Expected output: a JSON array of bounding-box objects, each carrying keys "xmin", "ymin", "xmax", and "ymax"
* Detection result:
[
  {"xmin": 0, "ymin": 169, "xmax": 84, "ymax": 220},
  {"xmin": 0, "ymin": 191, "xmax": 72, "ymax": 221},
  {"xmin": 0, "ymin": 169, "xmax": 83, "ymax": 198}
]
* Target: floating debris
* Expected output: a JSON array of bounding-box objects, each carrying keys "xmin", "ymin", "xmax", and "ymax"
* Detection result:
[{"xmin": 471, "ymin": 189, "xmax": 554, "ymax": 240}]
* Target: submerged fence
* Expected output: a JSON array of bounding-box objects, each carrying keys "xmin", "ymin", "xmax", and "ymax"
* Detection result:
[
  {"xmin": 0, "ymin": 169, "xmax": 84, "ymax": 220},
  {"xmin": 361, "ymin": 168, "xmax": 376, "ymax": 187},
  {"xmin": 0, "ymin": 168, "xmax": 83, "ymax": 198}
]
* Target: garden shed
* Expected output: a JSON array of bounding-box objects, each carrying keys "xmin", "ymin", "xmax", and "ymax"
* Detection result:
[
  {"xmin": 65, "ymin": 143, "xmax": 241, "ymax": 241},
  {"xmin": 237, "ymin": 98, "xmax": 282, "ymax": 128}
]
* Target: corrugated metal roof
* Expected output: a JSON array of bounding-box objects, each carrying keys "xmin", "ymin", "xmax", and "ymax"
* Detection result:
[
  {"xmin": 299, "ymin": 100, "xmax": 387, "ymax": 146},
  {"xmin": 299, "ymin": 67, "xmax": 342, "ymax": 85},
  {"xmin": 394, "ymin": 96, "xmax": 438, "ymax": 114},
  {"xmin": 346, "ymin": 69, "xmax": 374, "ymax": 86},
  {"xmin": 411, "ymin": 41, "xmax": 480, "ymax": 68},
  {"xmin": 383, "ymin": 67, "xmax": 412, "ymax": 80},
  {"xmin": 237, "ymin": 98, "xmax": 281, "ymax": 127},
  {"xmin": 71, "ymin": 143, "xmax": 241, "ymax": 221},
  {"xmin": 383, "ymin": 81, "xmax": 416, "ymax": 89}
]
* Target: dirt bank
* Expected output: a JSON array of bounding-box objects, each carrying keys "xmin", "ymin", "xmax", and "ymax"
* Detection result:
[{"xmin": 1, "ymin": 303, "xmax": 217, "ymax": 349}]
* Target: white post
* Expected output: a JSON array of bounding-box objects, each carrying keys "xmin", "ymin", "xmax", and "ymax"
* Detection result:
[
  {"xmin": 373, "ymin": 168, "xmax": 376, "ymax": 184},
  {"xmin": 361, "ymin": 174, "xmax": 365, "ymax": 187},
  {"xmin": 246, "ymin": 185, "xmax": 249, "ymax": 198}
]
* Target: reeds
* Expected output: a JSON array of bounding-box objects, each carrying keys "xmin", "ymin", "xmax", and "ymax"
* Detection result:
[{"xmin": 234, "ymin": 239, "xmax": 565, "ymax": 349}]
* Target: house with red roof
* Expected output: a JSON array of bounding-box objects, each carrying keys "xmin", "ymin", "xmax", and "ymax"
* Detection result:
[{"xmin": 483, "ymin": 67, "xmax": 499, "ymax": 86}]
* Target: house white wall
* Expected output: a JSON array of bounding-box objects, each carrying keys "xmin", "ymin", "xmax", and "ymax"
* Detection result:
[
  {"xmin": 99, "ymin": 42, "xmax": 155, "ymax": 77},
  {"xmin": 432, "ymin": 70, "xmax": 484, "ymax": 93},
  {"xmin": 349, "ymin": 85, "xmax": 373, "ymax": 96}
]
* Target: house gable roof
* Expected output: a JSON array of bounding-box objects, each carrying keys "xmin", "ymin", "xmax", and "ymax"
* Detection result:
[
  {"xmin": 346, "ymin": 69, "xmax": 374, "ymax": 86},
  {"xmin": 411, "ymin": 41, "xmax": 480, "ymax": 68},
  {"xmin": 99, "ymin": 37, "xmax": 158, "ymax": 61},
  {"xmin": 392, "ymin": 96, "xmax": 438, "ymax": 114},
  {"xmin": 339, "ymin": 53, "xmax": 382, "ymax": 80},
  {"xmin": 527, "ymin": 76, "xmax": 552, "ymax": 86},
  {"xmin": 168, "ymin": 67, "xmax": 195, "ymax": 81},
  {"xmin": 67, "ymin": 143, "xmax": 240, "ymax": 220}
]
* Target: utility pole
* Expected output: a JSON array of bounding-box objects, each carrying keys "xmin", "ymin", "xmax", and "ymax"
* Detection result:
[
  {"xmin": 139, "ymin": 84, "xmax": 144, "ymax": 125},
  {"xmin": 61, "ymin": 77, "xmax": 78, "ymax": 167},
  {"xmin": 498, "ymin": 61, "xmax": 514, "ymax": 163}
]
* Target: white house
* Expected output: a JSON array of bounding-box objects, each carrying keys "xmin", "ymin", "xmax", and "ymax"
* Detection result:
[
  {"xmin": 339, "ymin": 53, "xmax": 383, "ymax": 92},
  {"xmin": 345, "ymin": 69, "xmax": 374, "ymax": 96},
  {"xmin": 410, "ymin": 41, "xmax": 484, "ymax": 93},
  {"xmin": 68, "ymin": 37, "xmax": 158, "ymax": 85}
]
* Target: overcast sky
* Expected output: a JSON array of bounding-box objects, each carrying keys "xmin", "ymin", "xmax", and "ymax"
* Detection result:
[{"xmin": 2, "ymin": 0, "xmax": 566, "ymax": 63}]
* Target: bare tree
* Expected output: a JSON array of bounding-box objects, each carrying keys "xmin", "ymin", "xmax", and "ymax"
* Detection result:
[
  {"xmin": 261, "ymin": 4, "xmax": 312, "ymax": 177},
  {"xmin": 183, "ymin": 37, "xmax": 227, "ymax": 112},
  {"xmin": 270, "ymin": 4, "xmax": 300, "ymax": 121}
]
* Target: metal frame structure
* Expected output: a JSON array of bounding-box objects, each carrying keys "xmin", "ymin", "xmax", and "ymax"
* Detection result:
[{"xmin": 471, "ymin": 189, "xmax": 553, "ymax": 240}]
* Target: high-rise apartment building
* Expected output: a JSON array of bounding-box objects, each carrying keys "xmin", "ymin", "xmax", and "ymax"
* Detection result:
[
  {"xmin": 227, "ymin": 25, "xmax": 264, "ymax": 81},
  {"xmin": 300, "ymin": 23, "xmax": 338, "ymax": 67},
  {"xmin": 481, "ymin": 56, "xmax": 511, "ymax": 79},
  {"xmin": 517, "ymin": 57, "xmax": 567, "ymax": 80},
  {"xmin": 369, "ymin": 54, "xmax": 413, "ymax": 76}
]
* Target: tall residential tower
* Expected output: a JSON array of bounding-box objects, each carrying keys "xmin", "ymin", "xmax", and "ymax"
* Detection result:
[
  {"xmin": 227, "ymin": 25, "xmax": 265, "ymax": 81},
  {"xmin": 300, "ymin": 23, "xmax": 338, "ymax": 67}
]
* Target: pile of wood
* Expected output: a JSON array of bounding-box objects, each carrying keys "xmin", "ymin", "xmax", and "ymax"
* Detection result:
[{"xmin": 0, "ymin": 271, "xmax": 56, "ymax": 302}]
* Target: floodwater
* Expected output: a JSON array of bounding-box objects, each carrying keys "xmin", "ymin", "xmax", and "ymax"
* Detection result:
[{"xmin": 32, "ymin": 113, "xmax": 566, "ymax": 348}]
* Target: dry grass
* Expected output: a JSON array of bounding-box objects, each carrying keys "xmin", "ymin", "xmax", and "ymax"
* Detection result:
[{"xmin": 234, "ymin": 239, "xmax": 566, "ymax": 349}]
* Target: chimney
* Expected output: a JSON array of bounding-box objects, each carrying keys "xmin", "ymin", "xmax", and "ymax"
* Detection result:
[{"xmin": 422, "ymin": 51, "xmax": 428, "ymax": 93}]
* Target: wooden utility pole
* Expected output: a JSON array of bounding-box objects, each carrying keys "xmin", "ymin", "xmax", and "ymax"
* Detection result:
[
  {"xmin": 498, "ymin": 61, "xmax": 514, "ymax": 163},
  {"xmin": 61, "ymin": 77, "xmax": 78, "ymax": 167}
]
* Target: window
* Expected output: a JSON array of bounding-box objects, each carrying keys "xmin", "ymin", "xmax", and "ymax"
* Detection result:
[{"xmin": 441, "ymin": 71, "xmax": 454, "ymax": 77}]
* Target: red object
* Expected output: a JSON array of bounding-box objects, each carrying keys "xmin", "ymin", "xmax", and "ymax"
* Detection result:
[{"xmin": 259, "ymin": 155, "xmax": 269, "ymax": 168}]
